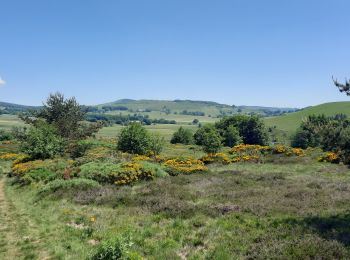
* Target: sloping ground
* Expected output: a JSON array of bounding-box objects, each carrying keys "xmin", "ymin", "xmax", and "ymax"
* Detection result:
[{"xmin": 265, "ymin": 101, "xmax": 350, "ymax": 134}]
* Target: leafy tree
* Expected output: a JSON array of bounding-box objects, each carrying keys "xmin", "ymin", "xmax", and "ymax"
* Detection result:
[
  {"xmin": 194, "ymin": 124, "xmax": 216, "ymax": 145},
  {"xmin": 223, "ymin": 125, "xmax": 243, "ymax": 147},
  {"xmin": 215, "ymin": 115, "xmax": 268, "ymax": 145},
  {"xmin": 21, "ymin": 92, "xmax": 101, "ymax": 140},
  {"xmin": 170, "ymin": 127, "xmax": 193, "ymax": 144},
  {"xmin": 201, "ymin": 128, "xmax": 222, "ymax": 154},
  {"xmin": 117, "ymin": 123, "xmax": 151, "ymax": 154},
  {"xmin": 18, "ymin": 122, "xmax": 64, "ymax": 159}
]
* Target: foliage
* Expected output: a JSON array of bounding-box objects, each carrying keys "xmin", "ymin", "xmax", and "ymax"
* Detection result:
[
  {"xmin": 90, "ymin": 235, "xmax": 137, "ymax": 260},
  {"xmin": 148, "ymin": 133, "xmax": 165, "ymax": 156},
  {"xmin": 0, "ymin": 130, "xmax": 13, "ymax": 141},
  {"xmin": 17, "ymin": 122, "xmax": 65, "ymax": 160},
  {"xmin": 21, "ymin": 168, "xmax": 57, "ymax": 184},
  {"xmin": 170, "ymin": 127, "xmax": 193, "ymax": 145},
  {"xmin": 223, "ymin": 125, "xmax": 242, "ymax": 147},
  {"xmin": 201, "ymin": 127, "xmax": 222, "ymax": 154},
  {"xmin": 38, "ymin": 178, "xmax": 101, "ymax": 196},
  {"xmin": 117, "ymin": 123, "xmax": 151, "ymax": 155},
  {"xmin": 291, "ymin": 114, "xmax": 350, "ymax": 163},
  {"xmin": 163, "ymin": 157, "xmax": 207, "ymax": 176},
  {"xmin": 318, "ymin": 152, "xmax": 340, "ymax": 164},
  {"xmin": 79, "ymin": 162, "xmax": 155, "ymax": 185},
  {"xmin": 194, "ymin": 124, "xmax": 216, "ymax": 145},
  {"xmin": 333, "ymin": 77, "xmax": 350, "ymax": 96},
  {"xmin": 216, "ymin": 115, "xmax": 268, "ymax": 145},
  {"xmin": 21, "ymin": 92, "xmax": 102, "ymax": 140}
]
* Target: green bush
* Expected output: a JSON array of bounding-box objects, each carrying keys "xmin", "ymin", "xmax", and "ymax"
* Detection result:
[
  {"xmin": 38, "ymin": 178, "xmax": 101, "ymax": 195},
  {"xmin": 139, "ymin": 161, "xmax": 168, "ymax": 178},
  {"xmin": 18, "ymin": 122, "xmax": 64, "ymax": 160},
  {"xmin": 117, "ymin": 123, "xmax": 151, "ymax": 155},
  {"xmin": 0, "ymin": 130, "xmax": 13, "ymax": 141},
  {"xmin": 79, "ymin": 162, "xmax": 122, "ymax": 183},
  {"xmin": 194, "ymin": 124, "xmax": 216, "ymax": 145},
  {"xmin": 21, "ymin": 168, "xmax": 57, "ymax": 184},
  {"xmin": 223, "ymin": 125, "xmax": 242, "ymax": 147},
  {"xmin": 148, "ymin": 133, "xmax": 165, "ymax": 156},
  {"xmin": 216, "ymin": 115, "xmax": 268, "ymax": 145},
  {"xmin": 90, "ymin": 235, "xmax": 140, "ymax": 260},
  {"xmin": 170, "ymin": 127, "xmax": 193, "ymax": 144},
  {"xmin": 201, "ymin": 128, "xmax": 223, "ymax": 154}
]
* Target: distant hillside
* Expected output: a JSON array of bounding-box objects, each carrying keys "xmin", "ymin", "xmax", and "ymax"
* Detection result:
[
  {"xmin": 265, "ymin": 101, "xmax": 350, "ymax": 134},
  {"xmin": 0, "ymin": 102, "xmax": 38, "ymax": 114},
  {"xmin": 99, "ymin": 99, "xmax": 298, "ymax": 117}
]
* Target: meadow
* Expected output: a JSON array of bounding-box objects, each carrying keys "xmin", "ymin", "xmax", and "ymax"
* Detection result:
[{"xmin": 1, "ymin": 101, "xmax": 350, "ymax": 259}]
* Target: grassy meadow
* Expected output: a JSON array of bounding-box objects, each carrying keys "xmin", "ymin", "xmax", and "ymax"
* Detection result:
[
  {"xmin": 1, "ymin": 101, "xmax": 350, "ymax": 259},
  {"xmin": 1, "ymin": 152, "xmax": 350, "ymax": 259}
]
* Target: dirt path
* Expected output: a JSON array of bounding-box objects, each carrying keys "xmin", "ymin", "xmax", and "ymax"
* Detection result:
[{"xmin": 0, "ymin": 177, "xmax": 21, "ymax": 259}]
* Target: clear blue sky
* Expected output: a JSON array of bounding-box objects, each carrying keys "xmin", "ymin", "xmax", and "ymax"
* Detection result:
[{"xmin": 1, "ymin": 0, "xmax": 350, "ymax": 107}]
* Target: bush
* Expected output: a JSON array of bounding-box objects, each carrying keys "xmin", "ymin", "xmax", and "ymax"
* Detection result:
[
  {"xmin": 223, "ymin": 125, "xmax": 242, "ymax": 147},
  {"xmin": 38, "ymin": 179, "xmax": 101, "ymax": 196},
  {"xmin": 79, "ymin": 162, "xmax": 155, "ymax": 185},
  {"xmin": 117, "ymin": 123, "xmax": 151, "ymax": 155},
  {"xmin": 148, "ymin": 133, "xmax": 165, "ymax": 156},
  {"xmin": 90, "ymin": 235, "xmax": 138, "ymax": 260},
  {"xmin": 18, "ymin": 122, "xmax": 64, "ymax": 160},
  {"xmin": 170, "ymin": 127, "xmax": 193, "ymax": 144},
  {"xmin": 201, "ymin": 128, "xmax": 222, "ymax": 154},
  {"xmin": 216, "ymin": 115, "xmax": 268, "ymax": 145},
  {"xmin": 21, "ymin": 168, "xmax": 57, "ymax": 184},
  {"xmin": 194, "ymin": 124, "xmax": 216, "ymax": 145},
  {"xmin": 0, "ymin": 130, "xmax": 13, "ymax": 141}
]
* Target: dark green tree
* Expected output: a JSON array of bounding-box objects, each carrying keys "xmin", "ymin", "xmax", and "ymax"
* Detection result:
[
  {"xmin": 170, "ymin": 127, "xmax": 193, "ymax": 144},
  {"xmin": 201, "ymin": 128, "xmax": 222, "ymax": 154},
  {"xmin": 117, "ymin": 123, "xmax": 151, "ymax": 155}
]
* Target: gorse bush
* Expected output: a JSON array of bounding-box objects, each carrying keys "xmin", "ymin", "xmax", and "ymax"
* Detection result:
[{"xmin": 170, "ymin": 127, "xmax": 193, "ymax": 144}]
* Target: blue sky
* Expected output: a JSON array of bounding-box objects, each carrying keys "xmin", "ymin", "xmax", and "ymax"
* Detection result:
[{"xmin": 1, "ymin": 0, "xmax": 350, "ymax": 107}]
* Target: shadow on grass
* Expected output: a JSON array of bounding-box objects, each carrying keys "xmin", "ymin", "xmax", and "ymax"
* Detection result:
[{"xmin": 284, "ymin": 211, "xmax": 350, "ymax": 247}]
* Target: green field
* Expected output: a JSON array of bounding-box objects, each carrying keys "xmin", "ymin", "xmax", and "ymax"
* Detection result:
[
  {"xmin": 0, "ymin": 115, "xmax": 25, "ymax": 130},
  {"xmin": 265, "ymin": 101, "xmax": 350, "ymax": 136},
  {"xmin": 2, "ymin": 156, "xmax": 350, "ymax": 259}
]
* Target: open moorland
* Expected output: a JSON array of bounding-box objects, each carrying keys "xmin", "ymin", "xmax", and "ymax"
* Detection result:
[{"xmin": 0, "ymin": 97, "xmax": 350, "ymax": 259}]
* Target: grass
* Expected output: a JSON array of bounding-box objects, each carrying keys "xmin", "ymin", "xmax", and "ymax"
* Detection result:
[
  {"xmin": 0, "ymin": 115, "xmax": 25, "ymax": 131},
  {"xmin": 1, "ymin": 156, "xmax": 350, "ymax": 259},
  {"xmin": 265, "ymin": 101, "xmax": 350, "ymax": 136}
]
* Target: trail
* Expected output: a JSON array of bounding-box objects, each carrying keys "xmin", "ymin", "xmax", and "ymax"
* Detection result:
[
  {"xmin": 0, "ymin": 177, "xmax": 20, "ymax": 259},
  {"xmin": 0, "ymin": 178, "xmax": 49, "ymax": 259}
]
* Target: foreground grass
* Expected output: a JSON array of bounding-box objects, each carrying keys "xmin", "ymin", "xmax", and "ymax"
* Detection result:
[{"xmin": 2, "ymin": 159, "xmax": 350, "ymax": 259}]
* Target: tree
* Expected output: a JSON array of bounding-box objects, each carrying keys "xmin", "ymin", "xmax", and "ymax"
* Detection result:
[
  {"xmin": 201, "ymin": 128, "xmax": 222, "ymax": 154},
  {"xmin": 21, "ymin": 92, "xmax": 101, "ymax": 140},
  {"xmin": 117, "ymin": 123, "xmax": 151, "ymax": 154},
  {"xmin": 215, "ymin": 115, "xmax": 268, "ymax": 145},
  {"xmin": 170, "ymin": 127, "xmax": 193, "ymax": 144},
  {"xmin": 18, "ymin": 121, "xmax": 64, "ymax": 159},
  {"xmin": 194, "ymin": 124, "xmax": 216, "ymax": 145},
  {"xmin": 333, "ymin": 76, "xmax": 350, "ymax": 96},
  {"xmin": 224, "ymin": 125, "xmax": 243, "ymax": 147}
]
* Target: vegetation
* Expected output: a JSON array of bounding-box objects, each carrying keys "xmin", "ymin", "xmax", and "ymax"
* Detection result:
[{"xmin": 170, "ymin": 126, "xmax": 193, "ymax": 144}]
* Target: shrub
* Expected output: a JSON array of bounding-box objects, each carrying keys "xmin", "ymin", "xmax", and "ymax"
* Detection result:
[
  {"xmin": 90, "ymin": 235, "xmax": 138, "ymax": 260},
  {"xmin": 0, "ymin": 130, "xmax": 13, "ymax": 141},
  {"xmin": 170, "ymin": 127, "xmax": 193, "ymax": 144},
  {"xmin": 223, "ymin": 125, "xmax": 242, "ymax": 147},
  {"xmin": 18, "ymin": 122, "xmax": 64, "ymax": 160},
  {"xmin": 148, "ymin": 133, "xmax": 165, "ymax": 156},
  {"xmin": 194, "ymin": 124, "xmax": 216, "ymax": 145},
  {"xmin": 215, "ymin": 115, "xmax": 268, "ymax": 145},
  {"xmin": 79, "ymin": 162, "xmax": 155, "ymax": 185},
  {"xmin": 201, "ymin": 128, "xmax": 222, "ymax": 154},
  {"xmin": 21, "ymin": 168, "xmax": 57, "ymax": 184},
  {"xmin": 38, "ymin": 178, "xmax": 101, "ymax": 196},
  {"xmin": 117, "ymin": 123, "xmax": 150, "ymax": 155},
  {"xmin": 163, "ymin": 158, "xmax": 207, "ymax": 176}
]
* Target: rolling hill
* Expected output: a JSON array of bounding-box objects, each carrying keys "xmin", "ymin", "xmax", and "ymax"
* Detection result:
[{"xmin": 265, "ymin": 101, "xmax": 350, "ymax": 135}]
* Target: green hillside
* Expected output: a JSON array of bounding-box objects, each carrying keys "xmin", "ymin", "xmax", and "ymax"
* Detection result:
[
  {"xmin": 265, "ymin": 101, "xmax": 350, "ymax": 135},
  {"xmin": 99, "ymin": 99, "xmax": 297, "ymax": 117}
]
